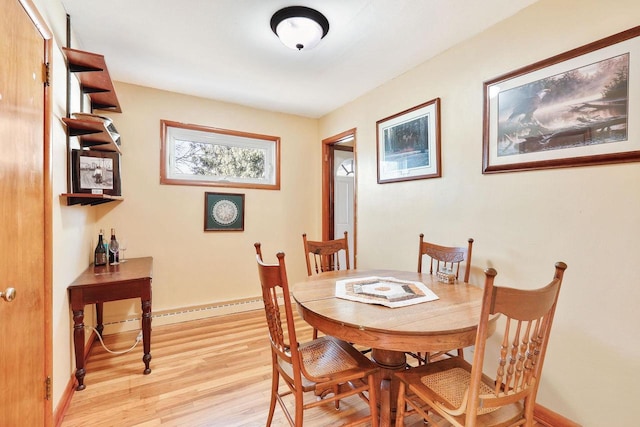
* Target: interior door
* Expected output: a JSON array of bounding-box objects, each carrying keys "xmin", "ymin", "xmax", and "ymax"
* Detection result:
[
  {"xmin": 333, "ymin": 149, "xmax": 354, "ymax": 268},
  {"xmin": 0, "ymin": 1, "xmax": 50, "ymax": 424}
]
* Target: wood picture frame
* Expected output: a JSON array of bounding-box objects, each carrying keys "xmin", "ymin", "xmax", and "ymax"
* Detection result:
[
  {"xmin": 376, "ymin": 98, "xmax": 441, "ymax": 183},
  {"xmin": 483, "ymin": 26, "xmax": 640, "ymax": 174},
  {"xmin": 71, "ymin": 149, "xmax": 121, "ymax": 196},
  {"xmin": 204, "ymin": 192, "xmax": 245, "ymax": 231},
  {"xmin": 161, "ymin": 120, "xmax": 280, "ymax": 190}
]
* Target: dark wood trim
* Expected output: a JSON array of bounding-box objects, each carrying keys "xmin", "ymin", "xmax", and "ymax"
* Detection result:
[
  {"xmin": 53, "ymin": 376, "xmax": 74, "ymax": 427},
  {"xmin": 534, "ymin": 403, "xmax": 582, "ymax": 427},
  {"xmin": 321, "ymin": 129, "xmax": 357, "ymax": 266},
  {"xmin": 54, "ymin": 331, "xmax": 97, "ymax": 427},
  {"xmin": 482, "ymin": 25, "xmax": 640, "ymax": 174},
  {"xmin": 159, "ymin": 119, "xmax": 281, "ymax": 190},
  {"xmin": 321, "ymin": 140, "xmax": 331, "ymax": 241}
]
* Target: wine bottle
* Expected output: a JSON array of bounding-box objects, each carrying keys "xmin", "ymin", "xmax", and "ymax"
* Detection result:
[
  {"xmin": 94, "ymin": 230, "xmax": 107, "ymax": 266},
  {"xmin": 109, "ymin": 228, "xmax": 119, "ymax": 264}
]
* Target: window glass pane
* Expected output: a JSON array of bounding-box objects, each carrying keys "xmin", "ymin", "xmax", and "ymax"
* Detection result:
[
  {"xmin": 173, "ymin": 140, "xmax": 266, "ymax": 179},
  {"xmin": 336, "ymin": 159, "xmax": 354, "ymax": 177},
  {"xmin": 161, "ymin": 120, "xmax": 280, "ymax": 190}
]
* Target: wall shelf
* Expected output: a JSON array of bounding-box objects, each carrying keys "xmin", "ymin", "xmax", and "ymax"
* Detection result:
[
  {"xmin": 63, "ymin": 45, "xmax": 123, "ymax": 206},
  {"xmin": 63, "ymin": 47, "xmax": 122, "ymax": 113},
  {"xmin": 62, "ymin": 117, "xmax": 121, "ymax": 153},
  {"xmin": 61, "ymin": 193, "xmax": 124, "ymax": 206}
]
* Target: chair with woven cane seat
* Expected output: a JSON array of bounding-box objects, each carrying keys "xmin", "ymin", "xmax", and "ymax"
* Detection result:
[
  {"xmin": 394, "ymin": 261, "xmax": 567, "ymax": 427},
  {"xmin": 408, "ymin": 234, "xmax": 475, "ymax": 365},
  {"xmin": 417, "ymin": 234, "xmax": 474, "ymax": 284},
  {"xmin": 303, "ymin": 231, "xmax": 351, "ymax": 276},
  {"xmin": 254, "ymin": 243, "xmax": 379, "ymax": 427},
  {"xmin": 302, "ymin": 231, "xmax": 351, "ymax": 339}
]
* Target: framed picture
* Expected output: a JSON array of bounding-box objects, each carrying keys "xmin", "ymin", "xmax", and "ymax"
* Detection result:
[
  {"xmin": 204, "ymin": 192, "xmax": 245, "ymax": 231},
  {"xmin": 483, "ymin": 26, "xmax": 640, "ymax": 174},
  {"xmin": 376, "ymin": 98, "xmax": 441, "ymax": 183},
  {"xmin": 71, "ymin": 149, "xmax": 121, "ymax": 196}
]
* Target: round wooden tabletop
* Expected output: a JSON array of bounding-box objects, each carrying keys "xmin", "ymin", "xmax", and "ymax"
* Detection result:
[{"xmin": 292, "ymin": 269, "xmax": 495, "ymax": 353}]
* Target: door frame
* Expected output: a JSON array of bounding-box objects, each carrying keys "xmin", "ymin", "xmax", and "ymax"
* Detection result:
[
  {"xmin": 322, "ymin": 129, "xmax": 356, "ymax": 267},
  {"xmin": 17, "ymin": 0, "xmax": 53, "ymax": 423}
]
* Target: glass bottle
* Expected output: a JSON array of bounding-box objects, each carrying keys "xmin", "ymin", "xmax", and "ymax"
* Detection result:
[
  {"xmin": 109, "ymin": 228, "xmax": 119, "ymax": 265},
  {"xmin": 94, "ymin": 229, "xmax": 107, "ymax": 266}
]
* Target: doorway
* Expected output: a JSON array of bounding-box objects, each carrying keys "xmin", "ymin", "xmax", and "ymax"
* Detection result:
[{"xmin": 322, "ymin": 129, "xmax": 356, "ymax": 268}]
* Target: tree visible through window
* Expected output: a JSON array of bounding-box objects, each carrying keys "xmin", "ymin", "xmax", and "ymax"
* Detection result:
[
  {"xmin": 161, "ymin": 120, "xmax": 280, "ymax": 190},
  {"xmin": 173, "ymin": 139, "xmax": 265, "ymax": 178}
]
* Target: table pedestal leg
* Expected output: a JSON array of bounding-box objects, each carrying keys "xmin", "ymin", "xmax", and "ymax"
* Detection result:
[
  {"xmin": 141, "ymin": 298, "xmax": 152, "ymax": 374},
  {"xmin": 371, "ymin": 348, "xmax": 407, "ymax": 427},
  {"xmin": 72, "ymin": 309, "xmax": 86, "ymax": 391}
]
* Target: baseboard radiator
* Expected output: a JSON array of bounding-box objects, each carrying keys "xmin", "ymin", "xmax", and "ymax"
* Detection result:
[{"xmin": 99, "ymin": 296, "xmax": 267, "ymax": 334}]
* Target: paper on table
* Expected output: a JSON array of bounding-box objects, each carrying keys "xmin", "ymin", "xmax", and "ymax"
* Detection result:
[{"xmin": 335, "ymin": 276, "xmax": 439, "ymax": 308}]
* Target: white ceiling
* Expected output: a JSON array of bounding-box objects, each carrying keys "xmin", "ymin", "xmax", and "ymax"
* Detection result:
[{"xmin": 59, "ymin": 0, "xmax": 538, "ymax": 118}]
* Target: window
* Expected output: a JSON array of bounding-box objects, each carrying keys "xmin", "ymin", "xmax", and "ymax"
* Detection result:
[
  {"xmin": 161, "ymin": 120, "xmax": 280, "ymax": 190},
  {"xmin": 336, "ymin": 158, "xmax": 355, "ymax": 177}
]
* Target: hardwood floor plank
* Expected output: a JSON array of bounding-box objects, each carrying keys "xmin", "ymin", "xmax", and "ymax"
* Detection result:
[{"xmin": 60, "ymin": 309, "xmax": 539, "ymax": 427}]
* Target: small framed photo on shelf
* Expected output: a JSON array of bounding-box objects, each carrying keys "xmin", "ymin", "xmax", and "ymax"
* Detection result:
[
  {"xmin": 204, "ymin": 192, "xmax": 245, "ymax": 231},
  {"xmin": 376, "ymin": 98, "xmax": 441, "ymax": 183},
  {"xmin": 71, "ymin": 149, "xmax": 121, "ymax": 196}
]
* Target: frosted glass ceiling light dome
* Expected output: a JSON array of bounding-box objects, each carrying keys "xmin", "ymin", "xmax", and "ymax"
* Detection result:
[{"xmin": 270, "ymin": 6, "xmax": 329, "ymax": 51}]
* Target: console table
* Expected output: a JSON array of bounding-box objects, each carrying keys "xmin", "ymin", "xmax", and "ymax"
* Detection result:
[{"xmin": 68, "ymin": 256, "xmax": 153, "ymax": 390}]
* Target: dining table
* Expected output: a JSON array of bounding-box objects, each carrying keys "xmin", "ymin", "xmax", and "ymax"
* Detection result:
[{"xmin": 292, "ymin": 269, "xmax": 497, "ymax": 427}]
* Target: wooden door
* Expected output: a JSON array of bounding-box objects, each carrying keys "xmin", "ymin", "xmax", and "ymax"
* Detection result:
[{"xmin": 0, "ymin": 0, "xmax": 51, "ymax": 425}]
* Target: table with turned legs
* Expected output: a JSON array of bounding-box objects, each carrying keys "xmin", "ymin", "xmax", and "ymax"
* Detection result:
[{"xmin": 68, "ymin": 256, "xmax": 153, "ymax": 391}]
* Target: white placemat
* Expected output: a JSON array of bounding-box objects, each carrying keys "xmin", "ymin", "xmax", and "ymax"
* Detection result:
[{"xmin": 335, "ymin": 276, "xmax": 439, "ymax": 308}]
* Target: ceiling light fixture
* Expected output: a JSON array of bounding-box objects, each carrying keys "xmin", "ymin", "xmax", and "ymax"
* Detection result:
[{"xmin": 270, "ymin": 6, "xmax": 329, "ymax": 51}]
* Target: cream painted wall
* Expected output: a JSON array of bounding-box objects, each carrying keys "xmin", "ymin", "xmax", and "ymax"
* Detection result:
[
  {"xmin": 32, "ymin": 0, "xmax": 100, "ymax": 412},
  {"xmin": 33, "ymin": 0, "xmax": 639, "ymax": 422},
  {"xmin": 93, "ymin": 83, "xmax": 322, "ymax": 324},
  {"xmin": 38, "ymin": 0, "xmax": 322, "ymax": 411},
  {"xmin": 320, "ymin": 0, "xmax": 640, "ymax": 425}
]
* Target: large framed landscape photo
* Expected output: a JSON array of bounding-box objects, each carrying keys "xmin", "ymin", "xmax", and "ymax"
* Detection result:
[
  {"xmin": 483, "ymin": 26, "xmax": 640, "ymax": 173},
  {"xmin": 71, "ymin": 149, "xmax": 121, "ymax": 196},
  {"xmin": 377, "ymin": 98, "xmax": 441, "ymax": 183}
]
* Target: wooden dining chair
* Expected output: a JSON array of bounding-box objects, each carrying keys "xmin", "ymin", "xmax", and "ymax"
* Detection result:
[
  {"xmin": 410, "ymin": 234, "xmax": 474, "ymax": 364},
  {"xmin": 254, "ymin": 243, "xmax": 379, "ymax": 427},
  {"xmin": 418, "ymin": 233, "xmax": 474, "ymax": 283},
  {"xmin": 394, "ymin": 262, "xmax": 567, "ymax": 427},
  {"xmin": 302, "ymin": 231, "xmax": 351, "ymax": 339},
  {"xmin": 303, "ymin": 231, "xmax": 350, "ymax": 276}
]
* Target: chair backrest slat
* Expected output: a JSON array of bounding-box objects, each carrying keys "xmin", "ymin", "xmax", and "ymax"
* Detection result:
[
  {"xmin": 466, "ymin": 262, "xmax": 567, "ymax": 423},
  {"xmin": 255, "ymin": 243, "xmax": 299, "ymax": 369},
  {"xmin": 302, "ymin": 232, "xmax": 350, "ymax": 276},
  {"xmin": 417, "ymin": 233, "xmax": 474, "ymax": 283}
]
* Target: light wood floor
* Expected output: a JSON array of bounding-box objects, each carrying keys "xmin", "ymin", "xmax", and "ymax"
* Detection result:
[{"xmin": 60, "ymin": 309, "xmax": 541, "ymax": 427}]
